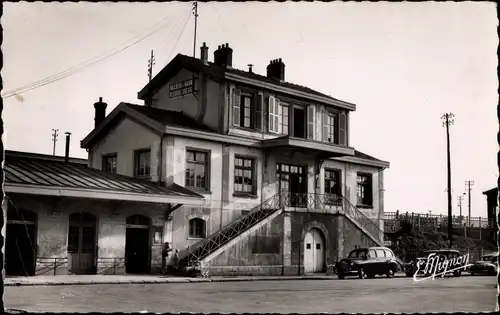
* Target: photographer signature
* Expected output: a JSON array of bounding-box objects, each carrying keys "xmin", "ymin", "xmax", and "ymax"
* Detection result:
[{"xmin": 413, "ymin": 252, "xmax": 473, "ymax": 282}]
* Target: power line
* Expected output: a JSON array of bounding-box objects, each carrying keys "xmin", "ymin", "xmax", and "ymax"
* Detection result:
[
  {"xmin": 2, "ymin": 6, "xmax": 190, "ymax": 99},
  {"xmin": 167, "ymin": 10, "xmax": 193, "ymax": 63},
  {"xmin": 465, "ymin": 180, "xmax": 474, "ymax": 227}
]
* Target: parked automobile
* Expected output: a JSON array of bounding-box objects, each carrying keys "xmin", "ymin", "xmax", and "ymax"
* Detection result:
[
  {"xmin": 337, "ymin": 247, "xmax": 399, "ymax": 279},
  {"xmin": 404, "ymin": 249, "xmax": 465, "ymax": 278},
  {"xmin": 469, "ymin": 252, "xmax": 498, "ymax": 276}
]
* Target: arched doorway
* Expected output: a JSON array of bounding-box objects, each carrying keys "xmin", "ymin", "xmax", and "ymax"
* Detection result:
[
  {"xmin": 68, "ymin": 212, "xmax": 97, "ymax": 274},
  {"xmin": 125, "ymin": 214, "xmax": 151, "ymax": 274},
  {"xmin": 6, "ymin": 207, "xmax": 37, "ymax": 276},
  {"xmin": 303, "ymin": 228, "xmax": 325, "ymax": 273}
]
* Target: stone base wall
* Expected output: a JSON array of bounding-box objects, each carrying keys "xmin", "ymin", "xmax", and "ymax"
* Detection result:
[{"xmin": 207, "ymin": 265, "xmax": 284, "ymax": 276}]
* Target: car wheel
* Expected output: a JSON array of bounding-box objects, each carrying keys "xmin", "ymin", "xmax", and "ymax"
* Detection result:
[
  {"xmin": 338, "ymin": 273, "xmax": 345, "ymax": 280},
  {"xmin": 488, "ymin": 269, "xmax": 496, "ymax": 276},
  {"xmin": 405, "ymin": 272, "xmax": 413, "ymax": 277},
  {"xmin": 366, "ymin": 272, "xmax": 375, "ymax": 279},
  {"xmin": 358, "ymin": 268, "xmax": 366, "ymax": 279},
  {"xmin": 386, "ymin": 268, "xmax": 394, "ymax": 278},
  {"xmin": 454, "ymin": 270, "xmax": 461, "ymax": 277}
]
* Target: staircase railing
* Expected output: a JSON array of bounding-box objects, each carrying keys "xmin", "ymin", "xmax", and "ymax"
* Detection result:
[
  {"xmin": 339, "ymin": 194, "xmax": 384, "ymax": 245},
  {"xmin": 181, "ymin": 192, "xmax": 385, "ymax": 268},
  {"xmin": 184, "ymin": 193, "xmax": 284, "ymax": 266}
]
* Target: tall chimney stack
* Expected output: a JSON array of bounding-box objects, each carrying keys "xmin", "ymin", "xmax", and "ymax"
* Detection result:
[
  {"xmin": 200, "ymin": 42, "xmax": 209, "ymax": 65},
  {"xmin": 266, "ymin": 58, "xmax": 285, "ymax": 81},
  {"xmin": 213, "ymin": 43, "xmax": 233, "ymax": 67},
  {"xmin": 94, "ymin": 97, "xmax": 107, "ymax": 128},
  {"xmin": 64, "ymin": 132, "xmax": 71, "ymax": 164}
]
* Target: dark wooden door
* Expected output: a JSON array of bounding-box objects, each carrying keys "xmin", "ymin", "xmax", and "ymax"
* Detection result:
[
  {"xmin": 277, "ymin": 164, "xmax": 307, "ymax": 207},
  {"xmin": 68, "ymin": 212, "xmax": 97, "ymax": 274},
  {"xmin": 6, "ymin": 208, "xmax": 37, "ymax": 276},
  {"xmin": 125, "ymin": 215, "xmax": 151, "ymax": 274}
]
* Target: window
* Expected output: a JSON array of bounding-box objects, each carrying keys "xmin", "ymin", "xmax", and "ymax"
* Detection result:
[
  {"xmin": 185, "ymin": 150, "xmax": 209, "ymax": 190},
  {"xmin": 102, "ymin": 154, "xmax": 117, "ymax": 173},
  {"xmin": 368, "ymin": 249, "xmax": 376, "ymax": 258},
  {"xmin": 384, "ymin": 249, "xmax": 394, "ymax": 258},
  {"xmin": 135, "ymin": 150, "xmax": 151, "ymax": 177},
  {"xmin": 324, "ymin": 169, "xmax": 341, "ymax": 203},
  {"xmin": 234, "ymin": 156, "xmax": 255, "ymax": 195},
  {"xmin": 153, "ymin": 226, "xmax": 163, "ymax": 245},
  {"xmin": 278, "ymin": 103, "xmax": 289, "ymax": 135},
  {"xmin": 357, "ymin": 173, "xmax": 373, "ymax": 206},
  {"xmin": 232, "ymin": 89, "xmax": 262, "ymax": 131},
  {"xmin": 375, "ymin": 249, "xmax": 385, "ymax": 257},
  {"xmin": 322, "ymin": 110, "xmax": 347, "ymax": 145},
  {"xmin": 189, "ymin": 218, "xmax": 206, "ymax": 238}
]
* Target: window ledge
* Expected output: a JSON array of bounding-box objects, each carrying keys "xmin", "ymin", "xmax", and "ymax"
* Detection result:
[
  {"xmin": 232, "ymin": 126, "xmax": 261, "ymax": 133},
  {"xmin": 356, "ymin": 204, "xmax": 374, "ymax": 209},
  {"xmin": 135, "ymin": 175, "xmax": 152, "ymax": 180},
  {"xmin": 187, "ymin": 188, "xmax": 212, "ymax": 195},
  {"xmin": 187, "ymin": 237, "xmax": 205, "ymax": 241},
  {"xmin": 233, "ymin": 193, "xmax": 258, "ymax": 199}
]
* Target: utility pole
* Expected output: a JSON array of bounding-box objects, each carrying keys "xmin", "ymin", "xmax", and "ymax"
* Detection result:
[
  {"xmin": 457, "ymin": 194, "xmax": 464, "ymax": 217},
  {"xmin": 441, "ymin": 113, "xmax": 454, "ymax": 248},
  {"xmin": 147, "ymin": 50, "xmax": 155, "ymax": 107},
  {"xmin": 465, "ymin": 180, "xmax": 475, "ymax": 227},
  {"xmin": 51, "ymin": 129, "xmax": 59, "ymax": 156},
  {"xmin": 192, "ymin": 1, "xmax": 199, "ymax": 58}
]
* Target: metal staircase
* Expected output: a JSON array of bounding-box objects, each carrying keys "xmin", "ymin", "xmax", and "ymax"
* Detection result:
[
  {"xmin": 178, "ymin": 192, "xmax": 386, "ymax": 270},
  {"xmin": 179, "ymin": 193, "xmax": 284, "ymax": 269}
]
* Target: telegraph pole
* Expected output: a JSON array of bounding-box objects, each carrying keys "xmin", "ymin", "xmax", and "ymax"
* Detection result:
[
  {"xmin": 147, "ymin": 50, "xmax": 155, "ymax": 107},
  {"xmin": 51, "ymin": 129, "xmax": 59, "ymax": 156},
  {"xmin": 457, "ymin": 194, "xmax": 464, "ymax": 217},
  {"xmin": 192, "ymin": 1, "xmax": 199, "ymax": 58},
  {"xmin": 465, "ymin": 180, "xmax": 474, "ymax": 227},
  {"xmin": 441, "ymin": 113, "xmax": 454, "ymax": 248}
]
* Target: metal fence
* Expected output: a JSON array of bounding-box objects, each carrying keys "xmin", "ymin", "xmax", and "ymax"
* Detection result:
[{"xmin": 384, "ymin": 211, "xmax": 495, "ymax": 229}]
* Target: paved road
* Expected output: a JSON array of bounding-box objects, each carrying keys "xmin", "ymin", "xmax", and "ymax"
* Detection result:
[{"xmin": 4, "ymin": 276, "xmax": 497, "ymax": 313}]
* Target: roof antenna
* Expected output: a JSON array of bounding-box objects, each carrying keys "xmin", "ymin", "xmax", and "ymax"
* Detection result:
[{"xmin": 192, "ymin": 2, "xmax": 199, "ymax": 58}]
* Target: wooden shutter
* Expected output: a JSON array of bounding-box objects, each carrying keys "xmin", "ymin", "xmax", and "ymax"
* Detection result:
[
  {"xmin": 322, "ymin": 109, "xmax": 328, "ymax": 142},
  {"xmin": 338, "ymin": 111, "xmax": 347, "ymax": 146},
  {"xmin": 264, "ymin": 95, "xmax": 269, "ymax": 132},
  {"xmin": 232, "ymin": 88, "xmax": 241, "ymax": 126},
  {"xmin": 254, "ymin": 93, "xmax": 262, "ymax": 131},
  {"xmin": 268, "ymin": 96, "xmax": 276, "ymax": 133},
  {"xmin": 274, "ymin": 98, "xmax": 280, "ymax": 134},
  {"xmin": 307, "ymin": 106, "xmax": 315, "ymax": 140}
]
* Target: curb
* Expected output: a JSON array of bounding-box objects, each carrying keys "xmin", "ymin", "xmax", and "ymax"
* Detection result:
[{"xmin": 4, "ymin": 273, "xmax": 412, "ymax": 287}]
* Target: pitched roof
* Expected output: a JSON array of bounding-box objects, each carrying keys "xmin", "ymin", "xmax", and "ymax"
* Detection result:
[
  {"xmin": 4, "ymin": 152, "xmax": 204, "ymax": 204},
  {"xmin": 354, "ymin": 150, "xmax": 384, "ymax": 162},
  {"xmin": 123, "ymin": 103, "xmax": 214, "ymax": 132},
  {"xmin": 138, "ymin": 54, "xmax": 347, "ymax": 104}
]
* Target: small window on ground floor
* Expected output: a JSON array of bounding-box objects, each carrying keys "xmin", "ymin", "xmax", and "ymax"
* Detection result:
[{"xmin": 189, "ymin": 218, "xmax": 206, "ymax": 238}]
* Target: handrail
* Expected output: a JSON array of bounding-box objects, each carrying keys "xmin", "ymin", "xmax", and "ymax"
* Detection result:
[
  {"xmin": 338, "ymin": 194, "xmax": 384, "ymax": 245},
  {"xmin": 183, "ymin": 192, "xmax": 387, "ymax": 267},
  {"xmin": 184, "ymin": 193, "xmax": 283, "ymax": 265},
  {"xmin": 37, "ymin": 257, "xmax": 68, "ymax": 276}
]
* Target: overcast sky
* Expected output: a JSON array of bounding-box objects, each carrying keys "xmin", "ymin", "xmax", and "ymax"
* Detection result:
[{"xmin": 2, "ymin": 2, "xmax": 498, "ymax": 218}]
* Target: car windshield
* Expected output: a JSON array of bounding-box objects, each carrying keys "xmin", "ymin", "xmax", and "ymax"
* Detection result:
[
  {"xmin": 348, "ymin": 249, "xmax": 368, "ymax": 258},
  {"xmin": 481, "ymin": 255, "xmax": 498, "ymax": 262}
]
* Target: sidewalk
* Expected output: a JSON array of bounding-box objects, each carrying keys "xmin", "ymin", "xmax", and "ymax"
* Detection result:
[{"xmin": 4, "ymin": 274, "xmax": 345, "ymax": 287}]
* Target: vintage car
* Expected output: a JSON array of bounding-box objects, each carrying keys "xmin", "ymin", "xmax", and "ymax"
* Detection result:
[
  {"xmin": 469, "ymin": 252, "xmax": 498, "ymax": 276},
  {"xmin": 404, "ymin": 249, "xmax": 465, "ymax": 277},
  {"xmin": 337, "ymin": 247, "xmax": 399, "ymax": 279}
]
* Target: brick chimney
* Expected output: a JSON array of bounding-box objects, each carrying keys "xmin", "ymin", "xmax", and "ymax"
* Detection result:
[
  {"xmin": 94, "ymin": 97, "xmax": 107, "ymax": 128},
  {"xmin": 213, "ymin": 43, "xmax": 233, "ymax": 67},
  {"xmin": 200, "ymin": 42, "xmax": 209, "ymax": 65},
  {"xmin": 266, "ymin": 58, "xmax": 285, "ymax": 81}
]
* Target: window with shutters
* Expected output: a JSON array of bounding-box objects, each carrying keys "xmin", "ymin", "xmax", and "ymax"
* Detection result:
[
  {"xmin": 189, "ymin": 218, "xmax": 206, "ymax": 238},
  {"xmin": 268, "ymin": 96, "xmax": 280, "ymax": 133},
  {"xmin": 232, "ymin": 88, "xmax": 262, "ymax": 131},
  {"xmin": 357, "ymin": 173, "xmax": 373, "ymax": 206},
  {"xmin": 322, "ymin": 109, "xmax": 347, "ymax": 145}
]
